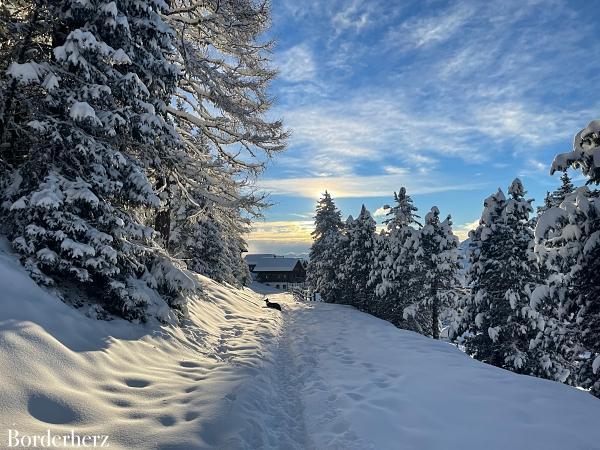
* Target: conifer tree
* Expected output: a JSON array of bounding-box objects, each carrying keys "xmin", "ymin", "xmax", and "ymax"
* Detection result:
[
  {"xmin": 343, "ymin": 205, "xmax": 376, "ymax": 312},
  {"xmin": 541, "ymin": 119, "xmax": 600, "ymax": 395},
  {"xmin": 0, "ymin": 0, "xmax": 195, "ymax": 321},
  {"xmin": 160, "ymin": 0, "xmax": 286, "ymax": 284},
  {"xmin": 336, "ymin": 215, "xmax": 353, "ymax": 306},
  {"xmin": 553, "ymin": 172, "xmax": 575, "ymax": 205},
  {"xmin": 459, "ymin": 180, "xmax": 539, "ymax": 370},
  {"xmin": 537, "ymin": 192, "xmax": 553, "ymax": 216},
  {"xmin": 0, "ymin": 0, "xmax": 284, "ymax": 320},
  {"xmin": 307, "ymin": 192, "xmax": 344, "ymax": 303},
  {"xmin": 370, "ymin": 188, "xmax": 421, "ymax": 328},
  {"xmin": 405, "ymin": 207, "xmax": 460, "ymax": 339}
]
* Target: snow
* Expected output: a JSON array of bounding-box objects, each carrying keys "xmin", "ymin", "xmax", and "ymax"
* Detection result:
[
  {"xmin": 0, "ymin": 240, "xmax": 284, "ymax": 449},
  {"xmin": 593, "ymin": 356, "xmax": 600, "ymax": 375},
  {"xmin": 551, "ymin": 120, "xmax": 600, "ymax": 176},
  {"xmin": 488, "ymin": 326, "xmax": 500, "ymax": 342},
  {"xmin": 1, "ymin": 242, "xmax": 600, "ymax": 449},
  {"xmin": 6, "ymin": 62, "xmax": 44, "ymax": 85},
  {"xmin": 111, "ymin": 49, "xmax": 132, "ymax": 65},
  {"xmin": 69, "ymin": 102, "xmax": 101, "ymax": 126},
  {"xmin": 535, "ymin": 206, "xmax": 566, "ymax": 240},
  {"xmin": 61, "ymin": 238, "xmax": 96, "ymax": 258},
  {"xmin": 530, "ymin": 285, "xmax": 550, "ymax": 310},
  {"xmin": 101, "ymin": 1, "xmax": 118, "ymax": 16},
  {"xmin": 252, "ymin": 258, "xmax": 302, "ymax": 272},
  {"xmin": 30, "ymin": 184, "xmax": 64, "ymax": 209}
]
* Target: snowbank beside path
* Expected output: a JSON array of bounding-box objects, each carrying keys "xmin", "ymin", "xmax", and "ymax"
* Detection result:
[
  {"xmin": 279, "ymin": 297, "xmax": 600, "ymax": 450},
  {"xmin": 0, "ymin": 242, "xmax": 289, "ymax": 450}
]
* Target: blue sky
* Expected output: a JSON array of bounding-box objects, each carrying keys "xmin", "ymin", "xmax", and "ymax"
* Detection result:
[{"xmin": 246, "ymin": 0, "xmax": 600, "ymax": 255}]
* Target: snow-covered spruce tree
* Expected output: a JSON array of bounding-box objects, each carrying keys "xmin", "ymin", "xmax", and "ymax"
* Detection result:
[
  {"xmin": 537, "ymin": 172, "xmax": 575, "ymax": 216},
  {"xmin": 342, "ymin": 205, "xmax": 376, "ymax": 312},
  {"xmin": 553, "ymin": 172, "xmax": 575, "ymax": 206},
  {"xmin": 459, "ymin": 180, "xmax": 541, "ymax": 371},
  {"xmin": 158, "ymin": 0, "xmax": 287, "ymax": 283},
  {"xmin": 307, "ymin": 192, "xmax": 345, "ymax": 303},
  {"xmin": 335, "ymin": 215, "xmax": 353, "ymax": 306},
  {"xmin": 526, "ymin": 173, "xmax": 578, "ymax": 383},
  {"xmin": 174, "ymin": 206, "xmax": 250, "ymax": 286},
  {"xmin": 537, "ymin": 192, "xmax": 553, "ymax": 216},
  {"xmin": 540, "ymin": 119, "xmax": 600, "ymax": 396},
  {"xmin": 405, "ymin": 207, "xmax": 460, "ymax": 339},
  {"xmin": 552, "ymin": 120, "xmax": 600, "ymax": 183},
  {"xmin": 0, "ymin": 0, "xmax": 196, "ymax": 321},
  {"xmin": 370, "ymin": 188, "xmax": 422, "ymax": 328},
  {"xmin": 367, "ymin": 228, "xmax": 388, "ymax": 318}
]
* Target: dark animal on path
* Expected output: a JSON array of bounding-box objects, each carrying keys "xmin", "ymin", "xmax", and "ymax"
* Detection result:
[{"xmin": 264, "ymin": 298, "xmax": 282, "ymax": 311}]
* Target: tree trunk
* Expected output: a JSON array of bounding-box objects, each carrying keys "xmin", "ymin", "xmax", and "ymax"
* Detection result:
[
  {"xmin": 154, "ymin": 209, "xmax": 171, "ymax": 248},
  {"xmin": 431, "ymin": 290, "xmax": 440, "ymax": 340}
]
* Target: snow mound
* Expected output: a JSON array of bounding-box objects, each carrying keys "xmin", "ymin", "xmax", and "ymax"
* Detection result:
[{"xmin": 0, "ymin": 239, "xmax": 283, "ymax": 449}]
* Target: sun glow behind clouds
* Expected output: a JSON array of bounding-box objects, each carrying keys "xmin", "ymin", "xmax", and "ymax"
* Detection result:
[
  {"xmin": 259, "ymin": 175, "xmax": 486, "ymax": 199},
  {"xmin": 249, "ymin": 220, "xmax": 314, "ymax": 243}
]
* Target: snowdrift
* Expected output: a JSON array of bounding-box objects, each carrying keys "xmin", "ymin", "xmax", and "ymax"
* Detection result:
[{"xmin": 0, "ymin": 239, "xmax": 284, "ymax": 449}]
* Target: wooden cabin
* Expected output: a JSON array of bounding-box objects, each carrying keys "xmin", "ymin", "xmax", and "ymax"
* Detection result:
[{"xmin": 245, "ymin": 254, "xmax": 307, "ymax": 290}]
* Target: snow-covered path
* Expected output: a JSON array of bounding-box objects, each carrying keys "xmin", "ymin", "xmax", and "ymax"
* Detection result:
[{"xmin": 248, "ymin": 293, "xmax": 600, "ymax": 450}]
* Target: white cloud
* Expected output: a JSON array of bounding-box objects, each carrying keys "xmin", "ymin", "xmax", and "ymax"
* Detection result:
[
  {"xmin": 332, "ymin": 0, "xmax": 371, "ymax": 35},
  {"xmin": 471, "ymin": 102, "xmax": 587, "ymax": 145},
  {"xmin": 383, "ymin": 165, "xmax": 408, "ymax": 175},
  {"xmin": 248, "ymin": 220, "xmax": 314, "ymax": 243},
  {"xmin": 389, "ymin": 3, "xmax": 474, "ymax": 49},
  {"xmin": 259, "ymin": 173, "xmax": 485, "ymax": 199},
  {"xmin": 277, "ymin": 45, "xmax": 317, "ymax": 83},
  {"xmin": 279, "ymin": 92, "xmax": 588, "ymax": 179},
  {"xmin": 453, "ymin": 219, "xmax": 480, "ymax": 241},
  {"xmin": 373, "ymin": 206, "xmax": 389, "ymax": 217}
]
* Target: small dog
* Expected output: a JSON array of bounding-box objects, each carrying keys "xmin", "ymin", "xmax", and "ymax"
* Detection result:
[{"xmin": 264, "ymin": 298, "xmax": 282, "ymax": 311}]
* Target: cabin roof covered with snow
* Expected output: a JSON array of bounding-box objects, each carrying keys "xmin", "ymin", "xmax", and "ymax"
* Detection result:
[
  {"xmin": 244, "ymin": 254, "xmax": 277, "ymax": 264},
  {"xmin": 252, "ymin": 258, "xmax": 302, "ymax": 272}
]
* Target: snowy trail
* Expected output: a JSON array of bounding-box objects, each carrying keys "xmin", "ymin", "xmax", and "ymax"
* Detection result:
[{"xmin": 251, "ymin": 293, "xmax": 600, "ymax": 450}]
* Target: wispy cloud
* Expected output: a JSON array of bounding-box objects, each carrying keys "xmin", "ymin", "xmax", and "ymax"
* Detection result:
[
  {"xmin": 277, "ymin": 44, "xmax": 317, "ymax": 83},
  {"xmin": 332, "ymin": 0, "xmax": 372, "ymax": 35},
  {"xmin": 394, "ymin": 3, "xmax": 474, "ymax": 49},
  {"xmin": 383, "ymin": 165, "xmax": 408, "ymax": 175},
  {"xmin": 249, "ymin": 220, "xmax": 314, "ymax": 243},
  {"xmin": 279, "ymin": 94, "xmax": 589, "ymax": 179},
  {"xmin": 260, "ymin": 173, "xmax": 485, "ymax": 199},
  {"xmin": 263, "ymin": 0, "xmax": 600, "ymax": 255}
]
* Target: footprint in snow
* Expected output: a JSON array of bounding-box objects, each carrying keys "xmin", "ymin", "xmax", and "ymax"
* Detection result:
[
  {"xmin": 180, "ymin": 360, "xmax": 201, "ymax": 368},
  {"xmin": 28, "ymin": 394, "xmax": 79, "ymax": 425},
  {"xmin": 125, "ymin": 378, "xmax": 151, "ymax": 388},
  {"xmin": 158, "ymin": 415, "xmax": 177, "ymax": 427}
]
